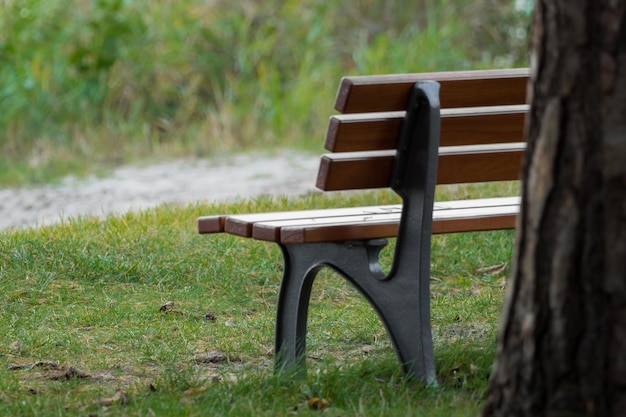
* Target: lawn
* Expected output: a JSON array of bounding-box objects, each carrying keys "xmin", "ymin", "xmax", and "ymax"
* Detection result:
[{"xmin": 0, "ymin": 190, "xmax": 514, "ymax": 416}]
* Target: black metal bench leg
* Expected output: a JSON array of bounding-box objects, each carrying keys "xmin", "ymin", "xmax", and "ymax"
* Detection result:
[
  {"xmin": 356, "ymin": 273, "xmax": 436, "ymax": 384},
  {"xmin": 275, "ymin": 82, "xmax": 440, "ymax": 383},
  {"xmin": 273, "ymin": 240, "xmax": 435, "ymax": 385},
  {"xmin": 274, "ymin": 244, "xmax": 323, "ymax": 375},
  {"xmin": 329, "ymin": 246, "xmax": 436, "ymax": 384},
  {"xmin": 274, "ymin": 241, "xmax": 383, "ymax": 375}
]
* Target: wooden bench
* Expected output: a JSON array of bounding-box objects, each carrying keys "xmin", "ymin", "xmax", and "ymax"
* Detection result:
[{"xmin": 197, "ymin": 68, "xmax": 529, "ymax": 384}]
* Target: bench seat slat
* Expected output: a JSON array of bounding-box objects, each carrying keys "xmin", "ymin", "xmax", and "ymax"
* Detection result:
[
  {"xmin": 335, "ymin": 68, "xmax": 529, "ymax": 113},
  {"xmin": 316, "ymin": 143, "xmax": 526, "ymax": 191},
  {"xmin": 197, "ymin": 205, "xmax": 403, "ymax": 236},
  {"xmin": 277, "ymin": 199, "xmax": 520, "ymax": 244},
  {"xmin": 253, "ymin": 197, "xmax": 519, "ymax": 242},
  {"xmin": 325, "ymin": 105, "xmax": 529, "ymax": 152}
]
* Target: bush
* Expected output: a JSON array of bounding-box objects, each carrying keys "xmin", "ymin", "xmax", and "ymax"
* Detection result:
[{"xmin": 0, "ymin": 0, "xmax": 530, "ymax": 185}]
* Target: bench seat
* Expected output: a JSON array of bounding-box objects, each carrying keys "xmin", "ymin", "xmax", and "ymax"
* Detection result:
[{"xmin": 198, "ymin": 196, "xmax": 520, "ymax": 244}]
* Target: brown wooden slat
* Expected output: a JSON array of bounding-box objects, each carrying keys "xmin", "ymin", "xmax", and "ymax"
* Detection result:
[
  {"xmin": 278, "ymin": 203, "xmax": 519, "ymax": 244},
  {"xmin": 325, "ymin": 111, "xmax": 404, "ymax": 152},
  {"xmin": 440, "ymin": 106, "xmax": 527, "ymax": 147},
  {"xmin": 316, "ymin": 150, "xmax": 394, "ymax": 191},
  {"xmin": 198, "ymin": 215, "xmax": 226, "ymax": 234},
  {"xmin": 316, "ymin": 144, "xmax": 525, "ymax": 191},
  {"xmin": 253, "ymin": 211, "xmax": 401, "ymax": 242},
  {"xmin": 281, "ymin": 222, "xmax": 398, "ymax": 244},
  {"xmin": 325, "ymin": 105, "xmax": 528, "ymax": 152},
  {"xmin": 432, "ymin": 214, "xmax": 517, "ymax": 235},
  {"xmin": 434, "ymin": 196, "xmax": 520, "ymax": 209},
  {"xmin": 251, "ymin": 197, "xmax": 519, "ymax": 242},
  {"xmin": 335, "ymin": 68, "xmax": 529, "ymax": 114},
  {"xmin": 220, "ymin": 205, "xmax": 402, "ymax": 238},
  {"xmin": 437, "ymin": 144, "xmax": 524, "ymax": 184}
]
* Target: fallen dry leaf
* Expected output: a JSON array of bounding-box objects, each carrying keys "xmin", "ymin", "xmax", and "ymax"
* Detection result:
[
  {"xmin": 159, "ymin": 301, "xmax": 183, "ymax": 315},
  {"xmin": 184, "ymin": 386, "xmax": 208, "ymax": 397},
  {"xmin": 308, "ymin": 397, "xmax": 329, "ymax": 410},
  {"xmin": 49, "ymin": 366, "xmax": 90, "ymax": 381},
  {"xmin": 9, "ymin": 361, "xmax": 61, "ymax": 371},
  {"xmin": 194, "ymin": 350, "xmax": 225, "ymax": 364},
  {"xmin": 97, "ymin": 390, "xmax": 129, "ymax": 407},
  {"xmin": 473, "ymin": 263, "xmax": 507, "ymax": 276},
  {"xmin": 9, "ymin": 341, "xmax": 24, "ymax": 352},
  {"xmin": 10, "ymin": 361, "xmax": 100, "ymax": 383},
  {"xmin": 159, "ymin": 301, "xmax": 175, "ymax": 312}
]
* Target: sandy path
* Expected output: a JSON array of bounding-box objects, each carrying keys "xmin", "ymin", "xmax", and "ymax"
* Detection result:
[{"xmin": 0, "ymin": 151, "xmax": 320, "ymax": 230}]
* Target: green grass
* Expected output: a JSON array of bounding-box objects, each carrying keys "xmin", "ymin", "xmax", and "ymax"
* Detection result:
[
  {"xmin": 0, "ymin": 0, "xmax": 530, "ymax": 186},
  {"xmin": 0, "ymin": 190, "xmax": 514, "ymax": 416}
]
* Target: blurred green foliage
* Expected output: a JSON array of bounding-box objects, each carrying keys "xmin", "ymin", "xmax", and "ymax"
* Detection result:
[{"xmin": 0, "ymin": 0, "xmax": 530, "ymax": 185}]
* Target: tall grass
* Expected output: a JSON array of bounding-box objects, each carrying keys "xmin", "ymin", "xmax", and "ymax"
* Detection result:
[{"xmin": 0, "ymin": 0, "xmax": 529, "ymax": 185}]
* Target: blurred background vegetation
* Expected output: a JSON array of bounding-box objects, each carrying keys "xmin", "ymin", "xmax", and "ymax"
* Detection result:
[{"xmin": 0, "ymin": 0, "xmax": 531, "ymax": 186}]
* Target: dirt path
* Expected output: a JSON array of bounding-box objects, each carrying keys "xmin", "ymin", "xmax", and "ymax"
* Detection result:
[{"xmin": 0, "ymin": 151, "xmax": 320, "ymax": 230}]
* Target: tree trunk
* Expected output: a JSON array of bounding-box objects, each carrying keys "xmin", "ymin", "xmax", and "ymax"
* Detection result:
[{"xmin": 483, "ymin": 1, "xmax": 626, "ymax": 416}]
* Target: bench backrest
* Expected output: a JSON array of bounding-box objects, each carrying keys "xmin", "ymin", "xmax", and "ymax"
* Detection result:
[{"xmin": 316, "ymin": 68, "xmax": 529, "ymax": 192}]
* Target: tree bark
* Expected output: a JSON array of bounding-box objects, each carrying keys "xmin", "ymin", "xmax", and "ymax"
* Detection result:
[{"xmin": 483, "ymin": 1, "xmax": 626, "ymax": 416}]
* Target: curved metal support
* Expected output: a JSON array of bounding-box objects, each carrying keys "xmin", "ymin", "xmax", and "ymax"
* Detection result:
[
  {"xmin": 275, "ymin": 239, "xmax": 387, "ymax": 373},
  {"xmin": 275, "ymin": 238, "xmax": 435, "ymax": 384},
  {"xmin": 274, "ymin": 81, "xmax": 441, "ymax": 384}
]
